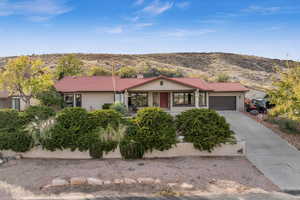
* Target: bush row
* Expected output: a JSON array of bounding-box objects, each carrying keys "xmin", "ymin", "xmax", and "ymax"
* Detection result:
[{"xmin": 0, "ymin": 107, "xmax": 236, "ymax": 159}]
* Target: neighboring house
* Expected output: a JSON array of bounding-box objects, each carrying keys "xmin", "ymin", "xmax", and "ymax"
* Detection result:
[
  {"xmin": 55, "ymin": 75, "xmax": 249, "ymax": 112},
  {"xmin": 0, "ymin": 91, "xmax": 23, "ymax": 111}
]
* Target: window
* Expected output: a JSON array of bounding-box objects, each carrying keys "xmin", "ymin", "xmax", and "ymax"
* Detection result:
[
  {"xmin": 160, "ymin": 80, "xmax": 164, "ymax": 86},
  {"xmin": 64, "ymin": 94, "xmax": 74, "ymax": 107},
  {"xmin": 129, "ymin": 92, "xmax": 148, "ymax": 107},
  {"xmin": 114, "ymin": 92, "xmax": 124, "ymax": 103},
  {"xmin": 173, "ymin": 92, "xmax": 195, "ymax": 106},
  {"xmin": 199, "ymin": 92, "xmax": 207, "ymax": 106},
  {"xmin": 75, "ymin": 94, "xmax": 82, "ymax": 107},
  {"xmin": 64, "ymin": 94, "xmax": 82, "ymax": 107},
  {"xmin": 12, "ymin": 97, "xmax": 21, "ymax": 111}
]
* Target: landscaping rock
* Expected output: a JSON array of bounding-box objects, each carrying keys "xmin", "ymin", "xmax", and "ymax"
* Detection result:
[
  {"xmin": 124, "ymin": 178, "xmax": 137, "ymax": 184},
  {"xmin": 52, "ymin": 178, "xmax": 69, "ymax": 186},
  {"xmin": 113, "ymin": 179, "xmax": 124, "ymax": 184},
  {"xmin": 180, "ymin": 183, "xmax": 194, "ymax": 190},
  {"xmin": 137, "ymin": 177, "xmax": 155, "ymax": 184},
  {"xmin": 87, "ymin": 177, "xmax": 103, "ymax": 186},
  {"xmin": 70, "ymin": 177, "xmax": 87, "ymax": 185},
  {"xmin": 15, "ymin": 155, "xmax": 22, "ymax": 160},
  {"xmin": 0, "ymin": 159, "xmax": 4, "ymax": 165},
  {"xmin": 103, "ymin": 180, "xmax": 112, "ymax": 185},
  {"xmin": 154, "ymin": 179, "xmax": 162, "ymax": 184},
  {"xmin": 167, "ymin": 183, "xmax": 177, "ymax": 187}
]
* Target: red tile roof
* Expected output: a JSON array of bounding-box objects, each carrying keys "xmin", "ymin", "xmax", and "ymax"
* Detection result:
[
  {"xmin": 208, "ymin": 82, "xmax": 249, "ymax": 92},
  {"xmin": 54, "ymin": 76, "xmax": 249, "ymax": 92}
]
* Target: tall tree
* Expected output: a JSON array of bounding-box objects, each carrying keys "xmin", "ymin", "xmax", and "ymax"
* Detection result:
[
  {"xmin": 55, "ymin": 54, "xmax": 83, "ymax": 80},
  {"xmin": 0, "ymin": 56, "xmax": 53, "ymax": 107},
  {"xmin": 268, "ymin": 63, "xmax": 300, "ymax": 121}
]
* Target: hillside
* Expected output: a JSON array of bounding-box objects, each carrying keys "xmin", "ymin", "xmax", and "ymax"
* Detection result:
[{"xmin": 0, "ymin": 52, "xmax": 297, "ymax": 91}]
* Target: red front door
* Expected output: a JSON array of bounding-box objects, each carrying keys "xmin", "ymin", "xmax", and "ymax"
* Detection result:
[{"xmin": 160, "ymin": 93, "xmax": 169, "ymax": 108}]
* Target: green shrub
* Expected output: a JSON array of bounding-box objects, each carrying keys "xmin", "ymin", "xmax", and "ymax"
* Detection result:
[
  {"xmin": 134, "ymin": 107, "xmax": 177, "ymax": 151},
  {"xmin": 102, "ymin": 103, "xmax": 112, "ymax": 109},
  {"xmin": 89, "ymin": 109, "xmax": 123, "ymax": 129},
  {"xmin": 110, "ymin": 102, "xmax": 128, "ymax": 115},
  {"xmin": 175, "ymin": 108, "xmax": 236, "ymax": 152},
  {"xmin": 0, "ymin": 109, "xmax": 24, "ymax": 131},
  {"xmin": 215, "ymin": 73, "xmax": 230, "ymax": 82},
  {"xmin": 277, "ymin": 119, "xmax": 300, "ymax": 134},
  {"xmin": 89, "ymin": 139, "xmax": 104, "ymax": 159},
  {"xmin": 0, "ymin": 130, "xmax": 33, "ymax": 152},
  {"xmin": 41, "ymin": 107, "xmax": 95, "ymax": 151},
  {"xmin": 119, "ymin": 137, "xmax": 145, "ymax": 160},
  {"xmin": 23, "ymin": 105, "xmax": 55, "ymax": 123},
  {"xmin": 35, "ymin": 87, "xmax": 63, "ymax": 107}
]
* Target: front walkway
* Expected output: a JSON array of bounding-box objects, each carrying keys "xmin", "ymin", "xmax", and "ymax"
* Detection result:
[{"xmin": 219, "ymin": 111, "xmax": 300, "ymax": 193}]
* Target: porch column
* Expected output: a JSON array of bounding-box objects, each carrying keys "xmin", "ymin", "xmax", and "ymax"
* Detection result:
[
  {"xmin": 148, "ymin": 92, "xmax": 153, "ymax": 107},
  {"xmin": 195, "ymin": 89, "xmax": 199, "ymax": 108},
  {"xmin": 124, "ymin": 90, "xmax": 129, "ymax": 108},
  {"xmin": 170, "ymin": 92, "xmax": 173, "ymax": 110},
  {"xmin": 206, "ymin": 92, "xmax": 209, "ymax": 108}
]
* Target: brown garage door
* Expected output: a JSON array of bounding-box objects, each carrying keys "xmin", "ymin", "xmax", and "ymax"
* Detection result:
[{"xmin": 209, "ymin": 96, "xmax": 236, "ymax": 111}]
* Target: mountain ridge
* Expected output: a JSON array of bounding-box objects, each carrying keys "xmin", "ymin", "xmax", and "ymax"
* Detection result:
[{"xmin": 0, "ymin": 52, "xmax": 298, "ymax": 91}]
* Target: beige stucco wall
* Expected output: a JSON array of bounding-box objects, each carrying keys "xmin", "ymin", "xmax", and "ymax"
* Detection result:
[
  {"xmin": 81, "ymin": 92, "xmax": 114, "ymax": 111},
  {"xmin": 2, "ymin": 141, "xmax": 245, "ymax": 159},
  {"xmin": 130, "ymin": 79, "xmax": 193, "ymax": 91},
  {"xmin": 208, "ymin": 92, "xmax": 246, "ymax": 111}
]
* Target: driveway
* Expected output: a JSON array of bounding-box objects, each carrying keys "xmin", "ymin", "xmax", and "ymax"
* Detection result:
[{"xmin": 220, "ymin": 111, "xmax": 300, "ymax": 193}]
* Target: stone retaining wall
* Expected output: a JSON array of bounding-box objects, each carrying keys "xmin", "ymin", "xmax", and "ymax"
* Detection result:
[{"xmin": 2, "ymin": 141, "xmax": 245, "ymax": 159}]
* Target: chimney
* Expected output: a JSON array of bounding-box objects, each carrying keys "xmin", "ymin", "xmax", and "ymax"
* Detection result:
[{"xmin": 137, "ymin": 74, "xmax": 144, "ymax": 79}]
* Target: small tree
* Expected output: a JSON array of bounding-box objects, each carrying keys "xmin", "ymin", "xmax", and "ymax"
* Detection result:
[
  {"xmin": 88, "ymin": 66, "xmax": 111, "ymax": 76},
  {"xmin": 0, "ymin": 56, "xmax": 53, "ymax": 107},
  {"xmin": 35, "ymin": 86, "xmax": 63, "ymax": 108},
  {"xmin": 55, "ymin": 54, "xmax": 83, "ymax": 80},
  {"xmin": 117, "ymin": 66, "xmax": 137, "ymax": 78},
  {"xmin": 215, "ymin": 73, "xmax": 230, "ymax": 82},
  {"xmin": 268, "ymin": 63, "xmax": 300, "ymax": 121}
]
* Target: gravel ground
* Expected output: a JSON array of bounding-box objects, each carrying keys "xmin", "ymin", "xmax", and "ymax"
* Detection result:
[{"xmin": 0, "ymin": 156, "xmax": 278, "ymax": 199}]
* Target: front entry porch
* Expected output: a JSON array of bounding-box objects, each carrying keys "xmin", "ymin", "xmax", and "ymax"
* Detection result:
[{"xmin": 126, "ymin": 90, "xmax": 208, "ymax": 113}]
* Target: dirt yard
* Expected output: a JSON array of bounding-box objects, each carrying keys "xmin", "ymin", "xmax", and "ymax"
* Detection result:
[{"xmin": 0, "ymin": 156, "xmax": 278, "ymax": 199}]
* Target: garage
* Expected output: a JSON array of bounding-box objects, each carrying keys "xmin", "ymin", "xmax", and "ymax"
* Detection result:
[{"xmin": 209, "ymin": 96, "xmax": 237, "ymax": 111}]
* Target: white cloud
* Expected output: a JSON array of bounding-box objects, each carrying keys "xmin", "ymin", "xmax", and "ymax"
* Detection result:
[
  {"xmin": 142, "ymin": 0, "xmax": 173, "ymax": 16},
  {"xmin": 0, "ymin": 0, "xmax": 72, "ymax": 21},
  {"xmin": 97, "ymin": 26, "xmax": 124, "ymax": 34},
  {"xmin": 134, "ymin": 0, "xmax": 144, "ymax": 6},
  {"xmin": 176, "ymin": 1, "xmax": 190, "ymax": 9},
  {"xmin": 165, "ymin": 29, "xmax": 216, "ymax": 38},
  {"xmin": 135, "ymin": 23, "xmax": 153, "ymax": 28},
  {"xmin": 243, "ymin": 6, "xmax": 281, "ymax": 14}
]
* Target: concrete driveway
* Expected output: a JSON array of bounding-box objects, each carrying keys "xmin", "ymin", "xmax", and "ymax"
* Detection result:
[{"xmin": 219, "ymin": 111, "xmax": 300, "ymax": 194}]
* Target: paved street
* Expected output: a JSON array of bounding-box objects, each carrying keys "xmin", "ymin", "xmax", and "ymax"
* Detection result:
[{"xmin": 220, "ymin": 111, "xmax": 300, "ymax": 193}]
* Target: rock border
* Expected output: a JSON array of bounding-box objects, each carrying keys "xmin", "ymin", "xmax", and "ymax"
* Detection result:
[{"xmin": 43, "ymin": 177, "xmax": 194, "ymax": 190}]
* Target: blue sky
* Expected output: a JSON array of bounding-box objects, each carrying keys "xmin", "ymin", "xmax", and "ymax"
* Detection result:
[{"xmin": 0, "ymin": 0, "xmax": 299, "ymax": 60}]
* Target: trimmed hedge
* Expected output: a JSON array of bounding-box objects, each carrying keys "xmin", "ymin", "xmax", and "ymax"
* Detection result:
[
  {"xmin": 89, "ymin": 109, "xmax": 123, "ymax": 129},
  {"xmin": 175, "ymin": 108, "xmax": 236, "ymax": 152},
  {"xmin": 41, "ymin": 108, "xmax": 123, "ymax": 156},
  {"xmin": 0, "ymin": 130, "xmax": 33, "ymax": 152},
  {"xmin": 0, "ymin": 109, "xmax": 25, "ymax": 131},
  {"xmin": 41, "ymin": 107, "xmax": 94, "ymax": 151},
  {"xmin": 23, "ymin": 105, "xmax": 55, "ymax": 123},
  {"xmin": 132, "ymin": 107, "xmax": 177, "ymax": 152}
]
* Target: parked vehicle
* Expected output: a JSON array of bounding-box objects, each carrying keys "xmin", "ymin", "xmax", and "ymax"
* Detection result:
[{"xmin": 245, "ymin": 98, "xmax": 267, "ymax": 114}]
